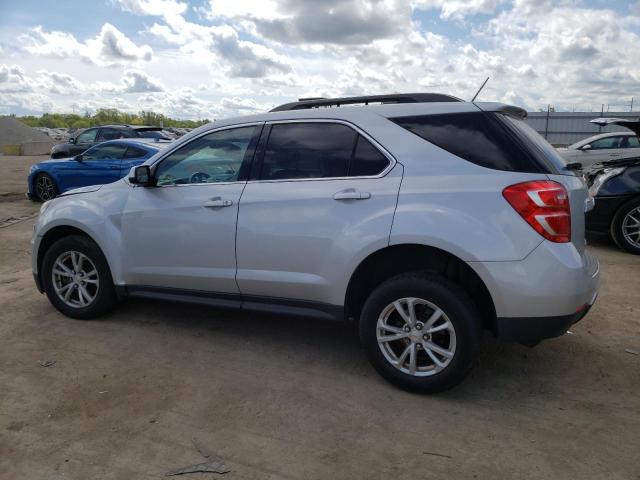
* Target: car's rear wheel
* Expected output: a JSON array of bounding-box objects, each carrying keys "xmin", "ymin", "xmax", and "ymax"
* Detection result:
[
  {"xmin": 41, "ymin": 235, "xmax": 116, "ymax": 319},
  {"xmin": 360, "ymin": 273, "xmax": 480, "ymax": 393},
  {"xmin": 34, "ymin": 173, "xmax": 58, "ymax": 202},
  {"xmin": 611, "ymin": 197, "xmax": 640, "ymax": 255}
]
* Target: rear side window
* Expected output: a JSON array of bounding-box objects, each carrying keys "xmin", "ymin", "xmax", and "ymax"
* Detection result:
[
  {"xmin": 259, "ymin": 123, "xmax": 389, "ymax": 180},
  {"xmin": 124, "ymin": 146, "xmax": 148, "ymax": 158},
  {"xmin": 98, "ymin": 128, "xmax": 124, "ymax": 141},
  {"xmin": 391, "ymin": 112, "xmax": 557, "ymax": 173},
  {"xmin": 350, "ymin": 136, "xmax": 390, "ymax": 176},
  {"xmin": 138, "ymin": 130, "xmax": 169, "ymax": 140}
]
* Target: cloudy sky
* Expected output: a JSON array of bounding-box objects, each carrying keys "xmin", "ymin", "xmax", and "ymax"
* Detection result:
[{"xmin": 0, "ymin": 0, "xmax": 639, "ymax": 119}]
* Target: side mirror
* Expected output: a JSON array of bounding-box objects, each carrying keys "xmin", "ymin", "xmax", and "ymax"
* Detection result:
[
  {"xmin": 73, "ymin": 154, "xmax": 83, "ymax": 162},
  {"xmin": 69, "ymin": 138, "xmax": 76, "ymax": 144},
  {"xmin": 580, "ymin": 144, "xmax": 592, "ymax": 151},
  {"xmin": 129, "ymin": 165, "xmax": 154, "ymax": 186}
]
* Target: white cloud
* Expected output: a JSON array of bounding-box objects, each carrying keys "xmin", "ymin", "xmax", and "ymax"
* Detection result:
[
  {"xmin": 4, "ymin": 0, "xmax": 640, "ymax": 118},
  {"xmin": 413, "ymin": 0, "xmax": 506, "ymax": 20},
  {"xmin": 94, "ymin": 69, "xmax": 165, "ymax": 93},
  {"xmin": 21, "ymin": 23, "xmax": 152, "ymax": 66},
  {"xmin": 203, "ymin": 0, "xmax": 412, "ymax": 44},
  {"xmin": 0, "ymin": 64, "xmax": 83, "ymax": 95},
  {"xmin": 113, "ymin": 0, "xmax": 187, "ymax": 16}
]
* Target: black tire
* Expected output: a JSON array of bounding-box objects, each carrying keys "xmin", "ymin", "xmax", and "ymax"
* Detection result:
[
  {"xmin": 33, "ymin": 173, "xmax": 58, "ymax": 202},
  {"xmin": 611, "ymin": 197, "xmax": 640, "ymax": 255},
  {"xmin": 41, "ymin": 235, "xmax": 116, "ymax": 319},
  {"xmin": 359, "ymin": 272, "xmax": 481, "ymax": 393}
]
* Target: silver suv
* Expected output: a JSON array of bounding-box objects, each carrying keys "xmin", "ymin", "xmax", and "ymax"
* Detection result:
[{"xmin": 31, "ymin": 94, "xmax": 600, "ymax": 392}]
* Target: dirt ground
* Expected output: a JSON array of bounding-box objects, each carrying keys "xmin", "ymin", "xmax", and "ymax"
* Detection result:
[{"xmin": 0, "ymin": 155, "xmax": 638, "ymax": 480}]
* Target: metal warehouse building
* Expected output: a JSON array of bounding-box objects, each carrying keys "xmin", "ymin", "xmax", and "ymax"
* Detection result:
[{"xmin": 524, "ymin": 111, "xmax": 638, "ymax": 147}]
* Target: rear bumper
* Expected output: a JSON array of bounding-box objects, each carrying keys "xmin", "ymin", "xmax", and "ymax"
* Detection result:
[
  {"xmin": 496, "ymin": 295, "xmax": 595, "ymax": 344},
  {"xmin": 468, "ymin": 241, "xmax": 600, "ymax": 343}
]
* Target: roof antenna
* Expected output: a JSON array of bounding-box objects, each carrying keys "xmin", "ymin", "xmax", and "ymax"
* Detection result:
[{"xmin": 471, "ymin": 77, "xmax": 490, "ymax": 103}]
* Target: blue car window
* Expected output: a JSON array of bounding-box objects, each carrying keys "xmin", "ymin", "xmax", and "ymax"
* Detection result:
[
  {"xmin": 82, "ymin": 144, "xmax": 127, "ymax": 160},
  {"xmin": 124, "ymin": 146, "xmax": 149, "ymax": 158}
]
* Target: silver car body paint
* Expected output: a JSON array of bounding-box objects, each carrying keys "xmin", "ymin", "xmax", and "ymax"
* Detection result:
[
  {"xmin": 558, "ymin": 131, "xmax": 640, "ymax": 167},
  {"xmin": 32, "ymin": 101, "xmax": 599, "ymax": 319}
]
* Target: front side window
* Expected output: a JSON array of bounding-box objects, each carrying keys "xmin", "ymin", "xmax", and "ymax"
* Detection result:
[
  {"xmin": 76, "ymin": 128, "xmax": 98, "ymax": 144},
  {"xmin": 590, "ymin": 136, "xmax": 623, "ymax": 150},
  {"xmin": 155, "ymin": 126, "xmax": 256, "ymax": 186},
  {"xmin": 82, "ymin": 144, "xmax": 127, "ymax": 160}
]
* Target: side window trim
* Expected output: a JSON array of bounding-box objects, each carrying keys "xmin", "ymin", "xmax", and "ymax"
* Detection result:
[
  {"xmin": 249, "ymin": 119, "xmax": 395, "ymax": 183},
  {"xmin": 149, "ymin": 122, "xmax": 264, "ymax": 187}
]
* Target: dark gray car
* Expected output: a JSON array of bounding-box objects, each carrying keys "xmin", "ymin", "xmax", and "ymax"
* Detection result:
[{"xmin": 50, "ymin": 125, "xmax": 170, "ymax": 158}]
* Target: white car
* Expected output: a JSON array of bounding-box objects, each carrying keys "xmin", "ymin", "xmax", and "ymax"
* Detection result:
[{"xmin": 558, "ymin": 118, "xmax": 640, "ymax": 168}]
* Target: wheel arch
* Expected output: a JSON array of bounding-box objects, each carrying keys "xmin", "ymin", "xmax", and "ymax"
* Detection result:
[
  {"xmin": 344, "ymin": 244, "xmax": 497, "ymax": 332},
  {"xmin": 37, "ymin": 225, "xmax": 105, "ymax": 287}
]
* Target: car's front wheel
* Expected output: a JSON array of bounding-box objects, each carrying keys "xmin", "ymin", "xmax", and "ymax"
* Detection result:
[
  {"xmin": 34, "ymin": 173, "xmax": 58, "ymax": 201},
  {"xmin": 611, "ymin": 197, "xmax": 640, "ymax": 255},
  {"xmin": 360, "ymin": 273, "xmax": 480, "ymax": 393},
  {"xmin": 41, "ymin": 235, "xmax": 116, "ymax": 319}
]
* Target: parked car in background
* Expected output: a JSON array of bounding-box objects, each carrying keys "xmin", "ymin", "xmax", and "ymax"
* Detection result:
[
  {"xmin": 585, "ymin": 156, "xmax": 640, "ymax": 254},
  {"xmin": 557, "ymin": 118, "xmax": 640, "ymax": 168},
  {"xmin": 50, "ymin": 124, "xmax": 171, "ymax": 159},
  {"xmin": 29, "ymin": 139, "xmax": 171, "ymax": 201},
  {"xmin": 30, "ymin": 94, "xmax": 599, "ymax": 393}
]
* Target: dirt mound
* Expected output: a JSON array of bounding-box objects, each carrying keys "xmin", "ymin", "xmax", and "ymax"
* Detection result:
[{"xmin": 0, "ymin": 117, "xmax": 52, "ymax": 145}]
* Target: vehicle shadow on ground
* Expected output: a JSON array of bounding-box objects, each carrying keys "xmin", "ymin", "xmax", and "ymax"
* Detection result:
[{"xmin": 108, "ymin": 296, "xmax": 585, "ymax": 404}]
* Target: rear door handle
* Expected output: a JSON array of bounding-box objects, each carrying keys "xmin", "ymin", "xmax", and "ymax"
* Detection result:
[
  {"xmin": 333, "ymin": 189, "xmax": 371, "ymax": 200},
  {"xmin": 203, "ymin": 197, "xmax": 233, "ymax": 208}
]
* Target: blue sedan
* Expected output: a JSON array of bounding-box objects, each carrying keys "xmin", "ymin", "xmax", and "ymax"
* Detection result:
[{"xmin": 28, "ymin": 139, "xmax": 171, "ymax": 201}]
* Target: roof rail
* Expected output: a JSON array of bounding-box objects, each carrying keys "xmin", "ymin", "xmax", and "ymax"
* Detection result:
[{"xmin": 270, "ymin": 93, "xmax": 462, "ymax": 112}]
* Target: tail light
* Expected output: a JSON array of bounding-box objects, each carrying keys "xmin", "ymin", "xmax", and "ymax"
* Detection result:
[{"xmin": 502, "ymin": 180, "xmax": 571, "ymax": 243}]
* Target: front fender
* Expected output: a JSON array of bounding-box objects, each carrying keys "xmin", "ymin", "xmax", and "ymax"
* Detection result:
[{"xmin": 33, "ymin": 181, "xmax": 130, "ymax": 284}]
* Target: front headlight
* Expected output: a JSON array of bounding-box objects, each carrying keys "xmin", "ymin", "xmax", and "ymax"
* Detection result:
[{"xmin": 588, "ymin": 167, "xmax": 625, "ymax": 197}]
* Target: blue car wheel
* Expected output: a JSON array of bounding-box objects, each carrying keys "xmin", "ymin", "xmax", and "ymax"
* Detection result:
[{"xmin": 34, "ymin": 173, "xmax": 58, "ymax": 202}]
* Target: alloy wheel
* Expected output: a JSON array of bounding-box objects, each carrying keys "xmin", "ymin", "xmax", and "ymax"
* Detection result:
[
  {"xmin": 622, "ymin": 206, "xmax": 640, "ymax": 248},
  {"xmin": 36, "ymin": 176, "xmax": 56, "ymax": 201},
  {"xmin": 376, "ymin": 297, "xmax": 456, "ymax": 377},
  {"xmin": 51, "ymin": 251, "xmax": 100, "ymax": 308}
]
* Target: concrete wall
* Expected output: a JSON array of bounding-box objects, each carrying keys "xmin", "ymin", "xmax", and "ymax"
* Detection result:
[{"xmin": 525, "ymin": 111, "xmax": 638, "ymax": 147}]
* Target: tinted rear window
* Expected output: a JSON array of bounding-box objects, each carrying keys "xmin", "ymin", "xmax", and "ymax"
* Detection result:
[
  {"xmin": 261, "ymin": 123, "xmax": 355, "ymax": 180},
  {"xmin": 124, "ymin": 146, "xmax": 148, "ymax": 158},
  {"xmin": 350, "ymin": 135, "xmax": 390, "ymax": 176},
  {"xmin": 138, "ymin": 130, "xmax": 169, "ymax": 140},
  {"xmin": 391, "ymin": 112, "xmax": 559, "ymax": 173}
]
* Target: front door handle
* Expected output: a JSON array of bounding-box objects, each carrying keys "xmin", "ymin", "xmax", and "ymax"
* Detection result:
[
  {"xmin": 333, "ymin": 189, "xmax": 371, "ymax": 200},
  {"xmin": 203, "ymin": 197, "xmax": 233, "ymax": 208}
]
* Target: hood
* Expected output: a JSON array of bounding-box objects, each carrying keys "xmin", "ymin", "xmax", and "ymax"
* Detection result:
[
  {"xmin": 59, "ymin": 184, "xmax": 104, "ymax": 197},
  {"xmin": 590, "ymin": 117, "xmax": 640, "ymax": 136}
]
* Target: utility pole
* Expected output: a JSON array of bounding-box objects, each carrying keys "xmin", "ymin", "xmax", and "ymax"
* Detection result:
[
  {"xmin": 544, "ymin": 104, "xmax": 550, "ymax": 140},
  {"xmin": 631, "ymin": 97, "xmax": 634, "ymax": 112}
]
